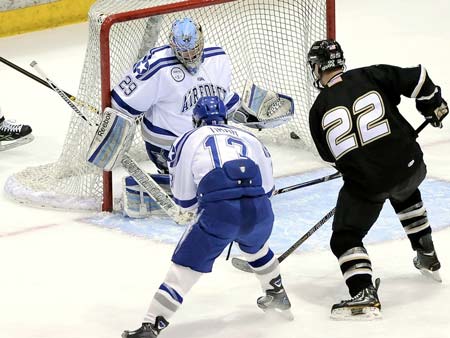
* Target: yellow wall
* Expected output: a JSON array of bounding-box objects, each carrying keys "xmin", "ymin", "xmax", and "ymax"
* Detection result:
[{"xmin": 0, "ymin": 0, "xmax": 96, "ymax": 37}]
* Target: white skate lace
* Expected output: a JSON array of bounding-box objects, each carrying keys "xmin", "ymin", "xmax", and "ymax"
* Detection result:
[{"xmin": 0, "ymin": 120, "xmax": 23, "ymax": 133}]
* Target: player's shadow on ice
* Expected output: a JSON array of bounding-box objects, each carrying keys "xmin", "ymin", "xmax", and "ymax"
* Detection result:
[
  {"xmin": 163, "ymin": 310, "xmax": 292, "ymax": 338},
  {"xmin": 287, "ymin": 271, "xmax": 443, "ymax": 310}
]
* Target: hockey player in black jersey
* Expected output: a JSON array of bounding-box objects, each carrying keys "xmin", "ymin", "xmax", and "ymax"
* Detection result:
[{"xmin": 307, "ymin": 39, "xmax": 448, "ymax": 320}]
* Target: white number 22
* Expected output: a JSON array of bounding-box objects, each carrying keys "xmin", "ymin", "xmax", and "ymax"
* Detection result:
[{"xmin": 322, "ymin": 91, "xmax": 391, "ymax": 160}]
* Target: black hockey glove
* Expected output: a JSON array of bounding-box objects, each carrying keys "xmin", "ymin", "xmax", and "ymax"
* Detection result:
[
  {"xmin": 416, "ymin": 86, "xmax": 449, "ymax": 128},
  {"xmin": 431, "ymin": 100, "xmax": 449, "ymax": 128}
]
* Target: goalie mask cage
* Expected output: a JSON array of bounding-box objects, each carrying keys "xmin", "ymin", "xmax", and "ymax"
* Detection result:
[{"xmin": 5, "ymin": 0, "xmax": 335, "ymax": 211}]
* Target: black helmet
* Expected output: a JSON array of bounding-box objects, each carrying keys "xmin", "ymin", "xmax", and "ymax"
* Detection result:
[{"xmin": 307, "ymin": 39, "xmax": 345, "ymax": 72}]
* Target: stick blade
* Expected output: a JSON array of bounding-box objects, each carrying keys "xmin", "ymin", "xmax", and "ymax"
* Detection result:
[{"xmin": 231, "ymin": 257, "xmax": 254, "ymax": 273}]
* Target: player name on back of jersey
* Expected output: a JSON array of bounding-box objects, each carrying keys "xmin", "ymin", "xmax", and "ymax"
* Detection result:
[{"xmin": 209, "ymin": 126, "xmax": 238, "ymax": 136}]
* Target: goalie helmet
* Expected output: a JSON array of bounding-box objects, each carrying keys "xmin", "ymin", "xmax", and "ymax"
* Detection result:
[
  {"xmin": 307, "ymin": 40, "xmax": 345, "ymax": 88},
  {"xmin": 169, "ymin": 18, "xmax": 204, "ymax": 75},
  {"xmin": 192, "ymin": 96, "xmax": 227, "ymax": 127}
]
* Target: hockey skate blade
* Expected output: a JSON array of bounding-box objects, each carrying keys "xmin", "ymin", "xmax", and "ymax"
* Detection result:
[
  {"xmin": 231, "ymin": 257, "xmax": 254, "ymax": 273},
  {"xmin": 331, "ymin": 306, "xmax": 382, "ymax": 321},
  {"xmin": 262, "ymin": 307, "xmax": 294, "ymax": 321},
  {"xmin": 418, "ymin": 268, "xmax": 442, "ymax": 283},
  {"xmin": 0, "ymin": 134, "xmax": 34, "ymax": 151}
]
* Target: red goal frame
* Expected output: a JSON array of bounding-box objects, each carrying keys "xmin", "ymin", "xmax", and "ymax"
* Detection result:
[{"xmin": 99, "ymin": 0, "xmax": 336, "ymax": 211}]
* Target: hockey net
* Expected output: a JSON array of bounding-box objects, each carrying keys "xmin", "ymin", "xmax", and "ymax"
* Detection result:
[{"xmin": 5, "ymin": 0, "xmax": 335, "ymax": 211}]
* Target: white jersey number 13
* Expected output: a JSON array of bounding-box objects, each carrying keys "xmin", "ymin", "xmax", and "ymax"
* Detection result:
[{"xmin": 322, "ymin": 91, "xmax": 391, "ymax": 160}]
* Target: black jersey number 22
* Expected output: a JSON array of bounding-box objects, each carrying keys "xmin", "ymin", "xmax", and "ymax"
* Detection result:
[{"xmin": 322, "ymin": 91, "xmax": 391, "ymax": 160}]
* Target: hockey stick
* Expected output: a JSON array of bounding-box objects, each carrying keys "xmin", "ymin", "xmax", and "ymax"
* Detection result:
[
  {"xmin": 30, "ymin": 61, "xmax": 98, "ymax": 127},
  {"xmin": 415, "ymin": 120, "xmax": 429, "ymax": 135},
  {"xmin": 273, "ymin": 171, "xmax": 341, "ymax": 196},
  {"xmin": 0, "ymin": 56, "xmax": 99, "ymax": 115},
  {"xmin": 231, "ymin": 207, "xmax": 336, "ymax": 273},
  {"xmin": 232, "ymin": 120, "xmax": 432, "ymax": 272}
]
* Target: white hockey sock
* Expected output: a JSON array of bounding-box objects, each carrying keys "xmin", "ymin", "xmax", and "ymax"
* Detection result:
[
  {"xmin": 240, "ymin": 243, "xmax": 281, "ymax": 292},
  {"xmin": 143, "ymin": 263, "xmax": 202, "ymax": 324}
]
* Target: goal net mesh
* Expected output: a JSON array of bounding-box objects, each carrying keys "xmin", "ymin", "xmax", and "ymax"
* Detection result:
[{"xmin": 5, "ymin": 0, "xmax": 331, "ymax": 210}]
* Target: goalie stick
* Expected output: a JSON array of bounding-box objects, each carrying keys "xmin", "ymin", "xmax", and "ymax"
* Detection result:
[
  {"xmin": 30, "ymin": 61, "xmax": 98, "ymax": 127},
  {"xmin": 0, "ymin": 56, "xmax": 99, "ymax": 115},
  {"xmin": 231, "ymin": 208, "xmax": 336, "ymax": 273},
  {"xmin": 120, "ymin": 154, "xmax": 194, "ymax": 225}
]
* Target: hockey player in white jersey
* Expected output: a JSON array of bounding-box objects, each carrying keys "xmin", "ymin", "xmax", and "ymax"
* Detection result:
[
  {"xmin": 111, "ymin": 17, "xmax": 239, "ymax": 172},
  {"xmin": 122, "ymin": 96, "xmax": 292, "ymax": 338},
  {"xmin": 0, "ymin": 106, "xmax": 33, "ymax": 151},
  {"xmin": 109, "ymin": 17, "xmax": 239, "ymax": 217}
]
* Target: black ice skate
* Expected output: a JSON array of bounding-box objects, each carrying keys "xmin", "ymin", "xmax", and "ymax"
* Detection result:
[
  {"xmin": 122, "ymin": 316, "xmax": 169, "ymax": 338},
  {"xmin": 0, "ymin": 116, "xmax": 33, "ymax": 151},
  {"xmin": 257, "ymin": 275, "xmax": 293, "ymax": 320},
  {"xmin": 413, "ymin": 233, "xmax": 442, "ymax": 282},
  {"xmin": 331, "ymin": 278, "xmax": 381, "ymax": 321}
]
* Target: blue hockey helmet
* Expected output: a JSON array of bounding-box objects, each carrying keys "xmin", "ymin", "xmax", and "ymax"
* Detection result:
[
  {"xmin": 193, "ymin": 96, "xmax": 227, "ymax": 127},
  {"xmin": 169, "ymin": 18, "xmax": 204, "ymax": 75}
]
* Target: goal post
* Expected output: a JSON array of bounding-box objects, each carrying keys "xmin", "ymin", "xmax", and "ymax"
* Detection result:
[{"xmin": 5, "ymin": 0, "xmax": 336, "ymax": 212}]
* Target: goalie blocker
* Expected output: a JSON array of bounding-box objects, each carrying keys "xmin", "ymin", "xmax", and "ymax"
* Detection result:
[{"xmin": 228, "ymin": 81, "xmax": 294, "ymax": 130}]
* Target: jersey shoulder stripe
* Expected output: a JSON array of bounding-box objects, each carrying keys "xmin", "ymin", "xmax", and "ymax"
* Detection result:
[
  {"xmin": 133, "ymin": 45, "xmax": 172, "ymax": 75},
  {"xmin": 204, "ymin": 46, "xmax": 225, "ymax": 53},
  {"xmin": 111, "ymin": 90, "xmax": 144, "ymax": 116},
  {"xmin": 137, "ymin": 56, "xmax": 181, "ymax": 81},
  {"xmin": 225, "ymin": 93, "xmax": 240, "ymax": 110},
  {"xmin": 136, "ymin": 46, "xmax": 226, "ymax": 81},
  {"xmin": 141, "ymin": 45, "xmax": 172, "ymax": 64},
  {"xmin": 204, "ymin": 48, "xmax": 226, "ymax": 59},
  {"xmin": 148, "ymin": 45, "xmax": 171, "ymax": 56}
]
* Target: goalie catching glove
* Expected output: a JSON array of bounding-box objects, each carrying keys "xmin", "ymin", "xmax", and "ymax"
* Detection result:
[
  {"xmin": 228, "ymin": 81, "xmax": 294, "ymax": 130},
  {"xmin": 87, "ymin": 107, "xmax": 136, "ymax": 170},
  {"xmin": 416, "ymin": 86, "xmax": 448, "ymax": 128}
]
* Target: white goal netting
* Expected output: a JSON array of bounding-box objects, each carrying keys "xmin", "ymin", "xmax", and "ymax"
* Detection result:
[{"xmin": 5, "ymin": 0, "xmax": 332, "ymax": 210}]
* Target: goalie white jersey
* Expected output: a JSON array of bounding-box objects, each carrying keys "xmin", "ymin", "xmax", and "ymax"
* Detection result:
[
  {"xmin": 111, "ymin": 44, "xmax": 240, "ymax": 151},
  {"xmin": 168, "ymin": 125, "xmax": 274, "ymax": 210}
]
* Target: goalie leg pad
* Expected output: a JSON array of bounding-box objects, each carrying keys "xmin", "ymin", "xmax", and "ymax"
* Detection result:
[
  {"xmin": 87, "ymin": 107, "xmax": 136, "ymax": 171},
  {"xmin": 123, "ymin": 174, "xmax": 171, "ymax": 218}
]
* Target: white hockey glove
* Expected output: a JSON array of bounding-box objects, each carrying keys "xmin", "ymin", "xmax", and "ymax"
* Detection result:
[
  {"xmin": 87, "ymin": 107, "xmax": 136, "ymax": 170},
  {"xmin": 228, "ymin": 81, "xmax": 294, "ymax": 130}
]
